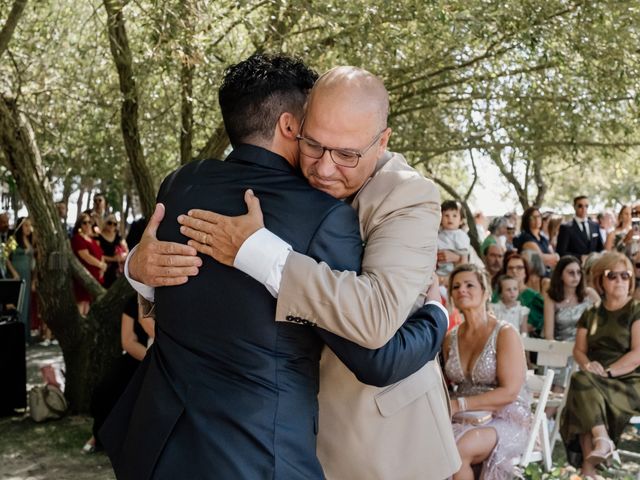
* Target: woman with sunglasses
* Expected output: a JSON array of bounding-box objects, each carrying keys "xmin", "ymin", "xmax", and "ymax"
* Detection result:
[
  {"xmin": 71, "ymin": 212, "xmax": 106, "ymax": 314},
  {"xmin": 543, "ymin": 256, "xmax": 600, "ymax": 343},
  {"xmin": 560, "ymin": 252, "xmax": 640, "ymax": 476},
  {"xmin": 98, "ymin": 214, "xmax": 128, "ymax": 288}
]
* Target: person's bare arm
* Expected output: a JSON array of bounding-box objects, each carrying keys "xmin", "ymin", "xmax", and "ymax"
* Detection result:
[
  {"xmin": 574, "ymin": 327, "xmax": 606, "ymax": 376},
  {"xmin": 451, "ymin": 325, "xmax": 526, "ymax": 414},
  {"xmin": 543, "ymin": 292, "xmax": 555, "ymax": 340},
  {"xmin": 76, "ymin": 249, "xmax": 107, "ymax": 272},
  {"xmin": 121, "ymin": 312, "xmax": 147, "ymax": 361}
]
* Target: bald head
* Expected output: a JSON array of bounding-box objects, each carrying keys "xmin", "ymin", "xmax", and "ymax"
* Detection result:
[
  {"xmin": 308, "ymin": 66, "xmax": 389, "ymax": 132},
  {"xmin": 299, "ymin": 66, "xmax": 392, "ymax": 199}
]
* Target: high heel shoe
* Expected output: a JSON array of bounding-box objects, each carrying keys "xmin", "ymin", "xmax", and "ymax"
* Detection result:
[{"xmin": 586, "ymin": 436, "xmax": 617, "ymax": 465}]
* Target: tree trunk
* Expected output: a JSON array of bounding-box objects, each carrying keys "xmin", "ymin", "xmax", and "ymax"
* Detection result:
[
  {"xmin": 0, "ymin": 95, "xmax": 132, "ymax": 412},
  {"xmin": 0, "ymin": 0, "xmax": 28, "ymax": 61},
  {"xmin": 179, "ymin": 0, "xmax": 195, "ymax": 165},
  {"xmin": 103, "ymin": 0, "xmax": 155, "ymax": 218}
]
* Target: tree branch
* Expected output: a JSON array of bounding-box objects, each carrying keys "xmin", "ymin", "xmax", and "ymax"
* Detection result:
[{"xmin": 0, "ymin": 0, "xmax": 27, "ymax": 60}]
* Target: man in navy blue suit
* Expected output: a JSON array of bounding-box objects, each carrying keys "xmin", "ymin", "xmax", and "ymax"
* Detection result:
[
  {"xmin": 100, "ymin": 54, "xmax": 447, "ymax": 480},
  {"xmin": 556, "ymin": 195, "xmax": 604, "ymax": 261}
]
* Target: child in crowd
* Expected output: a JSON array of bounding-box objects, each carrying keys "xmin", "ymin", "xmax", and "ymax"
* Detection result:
[
  {"xmin": 492, "ymin": 275, "xmax": 530, "ymax": 334},
  {"xmin": 436, "ymin": 200, "xmax": 470, "ymax": 279}
]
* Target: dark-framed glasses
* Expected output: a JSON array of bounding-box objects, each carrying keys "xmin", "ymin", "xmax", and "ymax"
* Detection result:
[
  {"xmin": 296, "ymin": 129, "xmax": 386, "ymax": 168},
  {"xmin": 604, "ymin": 270, "xmax": 631, "ymax": 281},
  {"xmin": 106, "ymin": 220, "xmax": 117, "ymax": 226}
]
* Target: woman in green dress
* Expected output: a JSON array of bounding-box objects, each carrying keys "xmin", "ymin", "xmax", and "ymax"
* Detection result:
[
  {"xmin": 9, "ymin": 217, "xmax": 35, "ymax": 342},
  {"xmin": 560, "ymin": 251, "xmax": 640, "ymax": 476}
]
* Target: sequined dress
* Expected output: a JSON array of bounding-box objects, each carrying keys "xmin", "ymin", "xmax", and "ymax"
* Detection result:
[
  {"xmin": 554, "ymin": 299, "xmax": 594, "ymax": 341},
  {"xmin": 445, "ymin": 321, "xmax": 532, "ymax": 479}
]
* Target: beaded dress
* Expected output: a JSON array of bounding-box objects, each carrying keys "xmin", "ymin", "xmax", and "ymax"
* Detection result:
[{"xmin": 445, "ymin": 321, "xmax": 532, "ymax": 479}]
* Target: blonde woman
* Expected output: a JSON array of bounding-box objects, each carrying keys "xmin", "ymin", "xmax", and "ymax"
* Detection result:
[{"xmin": 443, "ymin": 264, "xmax": 531, "ymax": 479}]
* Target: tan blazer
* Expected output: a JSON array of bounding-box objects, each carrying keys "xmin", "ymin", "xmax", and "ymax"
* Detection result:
[{"xmin": 277, "ymin": 151, "xmax": 461, "ymax": 479}]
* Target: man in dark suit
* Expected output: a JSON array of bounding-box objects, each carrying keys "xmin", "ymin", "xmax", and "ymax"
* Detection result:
[
  {"xmin": 100, "ymin": 54, "xmax": 447, "ymax": 480},
  {"xmin": 556, "ymin": 195, "xmax": 604, "ymax": 261}
]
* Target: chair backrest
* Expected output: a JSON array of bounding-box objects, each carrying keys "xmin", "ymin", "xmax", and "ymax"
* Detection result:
[
  {"xmin": 522, "ymin": 337, "xmax": 576, "ymax": 450},
  {"xmin": 519, "ymin": 369, "xmax": 555, "ymax": 470},
  {"xmin": 522, "ymin": 337, "xmax": 574, "ymax": 368}
]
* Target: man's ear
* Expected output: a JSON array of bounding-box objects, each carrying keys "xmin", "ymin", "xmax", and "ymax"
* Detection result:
[
  {"xmin": 377, "ymin": 127, "xmax": 392, "ymax": 155},
  {"xmin": 276, "ymin": 112, "xmax": 300, "ymax": 141}
]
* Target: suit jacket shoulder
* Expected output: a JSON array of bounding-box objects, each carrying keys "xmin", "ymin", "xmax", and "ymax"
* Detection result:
[{"xmin": 276, "ymin": 151, "xmax": 441, "ymax": 349}]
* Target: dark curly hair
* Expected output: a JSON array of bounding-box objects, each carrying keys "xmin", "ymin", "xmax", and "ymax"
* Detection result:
[{"xmin": 219, "ymin": 53, "xmax": 318, "ymax": 147}]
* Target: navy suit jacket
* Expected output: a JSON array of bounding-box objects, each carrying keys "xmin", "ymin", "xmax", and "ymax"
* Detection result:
[
  {"xmin": 556, "ymin": 218, "xmax": 603, "ymax": 258},
  {"xmin": 100, "ymin": 145, "xmax": 447, "ymax": 480}
]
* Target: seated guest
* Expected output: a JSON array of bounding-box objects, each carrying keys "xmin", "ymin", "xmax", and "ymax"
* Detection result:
[
  {"xmin": 547, "ymin": 215, "xmax": 564, "ymax": 251},
  {"xmin": 492, "ymin": 252, "xmax": 544, "ymax": 337},
  {"xmin": 560, "ymin": 252, "xmax": 640, "ymax": 476},
  {"xmin": 543, "ymin": 256, "xmax": 599, "ymax": 342},
  {"xmin": 521, "ymin": 250, "xmax": 548, "ymax": 294},
  {"xmin": 83, "ymin": 295, "xmax": 155, "ymax": 453},
  {"xmin": 605, "ymin": 204, "xmax": 632, "ymax": 251},
  {"xmin": 483, "ymin": 244, "xmax": 505, "ymax": 279},
  {"xmin": 444, "ymin": 264, "xmax": 531, "ymax": 480},
  {"xmin": 492, "ymin": 274, "xmax": 529, "ymax": 334},
  {"xmin": 481, "ymin": 217, "xmax": 508, "ymax": 257},
  {"xmin": 514, "ymin": 206, "xmax": 559, "ymax": 268}
]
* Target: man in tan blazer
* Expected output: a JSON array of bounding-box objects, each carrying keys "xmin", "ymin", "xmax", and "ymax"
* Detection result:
[{"xmin": 128, "ymin": 68, "xmax": 460, "ymax": 478}]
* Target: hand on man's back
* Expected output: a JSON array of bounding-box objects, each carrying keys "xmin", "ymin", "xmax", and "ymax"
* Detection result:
[
  {"xmin": 129, "ymin": 203, "xmax": 202, "ymax": 286},
  {"xmin": 178, "ymin": 189, "xmax": 265, "ymax": 266}
]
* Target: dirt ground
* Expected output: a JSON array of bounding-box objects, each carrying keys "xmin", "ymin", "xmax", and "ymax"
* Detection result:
[
  {"xmin": 1, "ymin": 343, "xmax": 114, "ymax": 480},
  {"xmin": 1, "ymin": 343, "xmax": 638, "ymax": 480}
]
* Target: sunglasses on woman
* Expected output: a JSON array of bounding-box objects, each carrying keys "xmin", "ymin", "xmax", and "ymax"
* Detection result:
[{"xmin": 604, "ymin": 270, "xmax": 632, "ymax": 281}]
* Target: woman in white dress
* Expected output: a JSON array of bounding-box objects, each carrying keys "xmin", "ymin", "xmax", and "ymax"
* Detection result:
[{"xmin": 443, "ymin": 264, "xmax": 532, "ymax": 479}]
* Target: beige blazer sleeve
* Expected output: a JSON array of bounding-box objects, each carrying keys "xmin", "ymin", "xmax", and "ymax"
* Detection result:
[{"xmin": 275, "ymin": 153, "xmax": 441, "ymax": 349}]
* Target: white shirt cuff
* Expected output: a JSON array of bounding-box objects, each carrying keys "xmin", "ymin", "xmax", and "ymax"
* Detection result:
[
  {"xmin": 124, "ymin": 245, "xmax": 155, "ymax": 302},
  {"xmin": 234, "ymin": 228, "xmax": 292, "ymax": 298},
  {"xmin": 424, "ymin": 300, "xmax": 450, "ymax": 329}
]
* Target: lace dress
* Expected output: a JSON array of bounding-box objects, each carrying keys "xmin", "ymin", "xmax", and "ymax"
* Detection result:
[{"xmin": 445, "ymin": 321, "xmax": 532, "ymax": 479}]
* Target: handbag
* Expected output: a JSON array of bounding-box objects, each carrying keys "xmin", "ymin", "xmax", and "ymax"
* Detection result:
[
  {"xmin": 28, "ymin": 384, "xmax": 68, "ymax": 422},
  {"xmin": 452, "ymin": 410, "xmax": 493, "ymax": 426}
]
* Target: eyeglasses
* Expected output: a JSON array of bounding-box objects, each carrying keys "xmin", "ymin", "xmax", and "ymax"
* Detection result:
[
  {"xmin": 604, "ymin": 270, "xmax": 631, "ymax": 281},
  {"xmin": 81, "ymin": 221, "xmax": 92, "ymax": 225},
  {"xmin": 576, "ymin": 203, "xmax": 589, "ymax": 209},
  {"xmin": 507, "ymin": 265, "xmax": 526, "ymax": 271},
  {"xmin": 635, "ymin": 262, "xmax": 640, "ymax": 269},
  {"xmin": 106, "ymin": 221, "xmax": 117, "ymax": 226},
  {"xmin": 296, "ymin": 129, "xmax": 386, "ymax": 168}
]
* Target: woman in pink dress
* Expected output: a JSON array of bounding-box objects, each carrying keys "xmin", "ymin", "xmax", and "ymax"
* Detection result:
[
  {"xmin": 71, "ymin": 212, "xmax": 106, "ymax": 315},
  {"xmin": 443, "ymin": 264, "xmax": 532, "ymax": 479}
]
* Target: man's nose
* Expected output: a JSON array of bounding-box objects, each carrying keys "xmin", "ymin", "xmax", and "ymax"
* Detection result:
[{"xmin": 315, "ymin": 150, "xmax": 337, "ymax": 177}]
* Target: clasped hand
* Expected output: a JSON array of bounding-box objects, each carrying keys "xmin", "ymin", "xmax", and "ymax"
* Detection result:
[{"xmin": 127, "ymin": 190, "xmax": 264, "ymax": 286}]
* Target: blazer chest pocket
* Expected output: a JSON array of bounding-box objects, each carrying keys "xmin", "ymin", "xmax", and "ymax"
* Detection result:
[{"xmin": 374, "ymin": 362, "xmax": 440, "ymax": 417}]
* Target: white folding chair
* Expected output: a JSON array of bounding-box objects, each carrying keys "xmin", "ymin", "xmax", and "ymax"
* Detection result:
[
  {"xmin": 515, "ymin": 369, "xmax": 556, "ymax": 471},
  {"xmin": 522, "ymin": 337, "xmax": 576, "ymax": 448}
]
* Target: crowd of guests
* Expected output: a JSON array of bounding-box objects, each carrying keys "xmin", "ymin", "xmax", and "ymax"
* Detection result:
[
  {"xmin": 438, "ymin": 195, "xmax": 640, "ymax": 478},
  {"xmin": 1, "ymin": 193, "xmax": 131, "ymax": 343}
]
